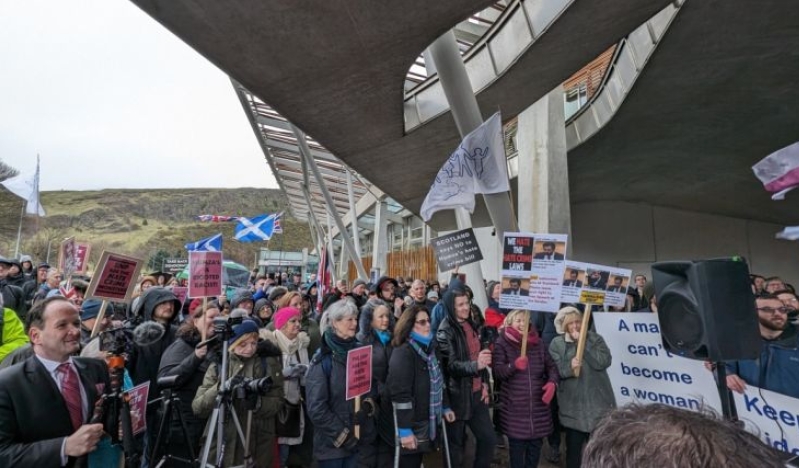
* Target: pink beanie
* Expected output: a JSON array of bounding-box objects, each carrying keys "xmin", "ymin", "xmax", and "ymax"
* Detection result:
[{"xmin": 274, "ymin": 307, "xmax": 301, "ymax": 331}]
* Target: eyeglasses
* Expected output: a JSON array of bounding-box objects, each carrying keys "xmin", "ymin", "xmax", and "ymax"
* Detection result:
[
  {"xmin": 415, "ymin": 319, "xmax": 430, "ymax": 326},
  {"xmin": 757, "ymin": 306, "xmax": 791, "ymax": 315}
]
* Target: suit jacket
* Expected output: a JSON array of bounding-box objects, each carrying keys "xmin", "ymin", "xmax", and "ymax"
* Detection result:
[
  {"xmin": 606, "ymin": 285, "xmax": 626, "ymax": 293},
  {"xmin": 502, "ymin": 287, "xmax": 529, "ymax": 297},
  {"xmin": 0, "ymin": 355, "xmax": 110, "ymax": 468},
  {"xmin": 563, "ymin": 280, "xmax": 583, "ymax": 288},
  {"xmin": 533, "ymin": 253, "xmax": 564, "ymax": 260}
]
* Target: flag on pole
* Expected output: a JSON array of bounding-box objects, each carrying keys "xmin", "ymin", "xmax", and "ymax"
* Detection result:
[
  {"xmin": 753, "ymin": 141, "xmax": 799, "ymax": 200},
  {"xmin": 273, "ymin": 212, "xmax": 283, "ymax": 233},
  {"xmin": 234, "ymin": 213, "xmax": 281, "ymax": 242},
  {"xmin": 185, "ymin": 233, "xmax": 223, "ymax": 252},
  {"xmin": 196, "ymin": 214, "xmax": 239, "ymax": 222},
  {"xmin": 776, "ymin": 226, "xmax": 799, "ymax": 241},
  {"xmin": 316, "ymin": 246, "xmax": 333, "ymax": 314},
  {"xmin": 420, "ymin": 112, "xmax": 510, "ymax": 221},
  {"xmin": 1, "ymin": 155, "xmax": 45, "ymax": 216}
]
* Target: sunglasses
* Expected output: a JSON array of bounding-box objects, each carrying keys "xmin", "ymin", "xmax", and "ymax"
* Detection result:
[{"xmin": 415, "ymin": 319, "xmax": 431, "ymax": 325}]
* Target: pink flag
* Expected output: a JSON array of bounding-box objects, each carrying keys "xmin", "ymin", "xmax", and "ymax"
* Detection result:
[{"xmin": 752, "ymin": 141, "xmax": 799, "ymax": 194}]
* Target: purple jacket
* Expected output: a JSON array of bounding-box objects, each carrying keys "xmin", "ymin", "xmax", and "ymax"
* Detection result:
[{"xmin": 493, "ymin": 328, "xmax": 559, "ymax": 440}]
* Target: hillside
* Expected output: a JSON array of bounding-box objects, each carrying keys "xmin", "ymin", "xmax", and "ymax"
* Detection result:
[{"xmin": 0, "ymin": 188, "xmax": 313, "ymax": 271}]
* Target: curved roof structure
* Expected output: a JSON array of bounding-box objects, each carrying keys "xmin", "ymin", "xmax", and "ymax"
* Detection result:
[{"xmin": 129, "ymin": 0, "xmax": 670, "ymax": 229}]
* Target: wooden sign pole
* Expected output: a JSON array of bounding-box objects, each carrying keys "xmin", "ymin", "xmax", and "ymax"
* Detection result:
[
  {"xmin": 89, "ymin": 300, "xmax": 109, "ymax": 339},
  {"xmin": 520, "ymin": 310, "xmax": 531, "ymax": 357},
  {"xmin": 573, "ymin": 304, "xmax": 593, "ymax": 377},
  {"xmin": 354, "ymin": 396, "xmax": 361, "ymax": 438}
]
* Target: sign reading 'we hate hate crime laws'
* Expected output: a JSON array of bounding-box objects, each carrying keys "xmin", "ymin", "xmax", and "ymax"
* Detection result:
[
  {"xmin": 431, "ymin": 228, "xmax": 483, "ymax": 272},
  {"xmin": 188, "ymin": 251, "xmax": 223, "ymax": 298},
  {"xmin": 499, "ymin": 232, "xmax": 568, "ymax": 312},
  {"xmin": 86, "ymin": 251, "xmax": 144, "ymax": 302}
]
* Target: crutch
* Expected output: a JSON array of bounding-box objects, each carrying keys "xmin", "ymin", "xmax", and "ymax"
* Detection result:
[
  {"xmin": 392, "ymin": 401, "xmax": 412, "ymax": 468},
  {"xmin": 440, "ymin": 413, "xmax": 452, "ymax": 468}
]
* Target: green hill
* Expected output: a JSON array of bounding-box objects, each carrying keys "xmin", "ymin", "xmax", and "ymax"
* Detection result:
[{"xmin": 0, "ymin": 188, "xmax": 312, "ymax": 272}]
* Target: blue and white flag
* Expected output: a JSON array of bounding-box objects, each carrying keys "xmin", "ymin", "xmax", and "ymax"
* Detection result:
[
  {"xmin": 185, "ymin": 233, "xmax": 223, "ymax": 252},
  {"xmin": 235, "ymin": 213, "xmax": 279, "ymax": 242},
  {"xmin": 420, "ymin": 112, "xmax": 510, "ymax": 221}
]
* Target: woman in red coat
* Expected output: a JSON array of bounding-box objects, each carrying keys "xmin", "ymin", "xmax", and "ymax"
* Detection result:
[{"xmin": 493, "ymin": 309, "xmax": 560, "ymax": 468}]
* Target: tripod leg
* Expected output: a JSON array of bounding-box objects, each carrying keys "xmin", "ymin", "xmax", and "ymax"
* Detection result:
[
  {"xmin": 150, "ymin": 395, "xmax": 173, "ymax": 462},
  {"xmin": 227, "ymin": 407, "xmax": 252, "ymax": 466},
  {"xmin": 200, "ymin": 407, "xmax": 220, "ymax": 468}
]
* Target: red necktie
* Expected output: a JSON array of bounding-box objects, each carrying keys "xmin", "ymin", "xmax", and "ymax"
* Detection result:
[{"xmin": 57, "ymin": 362, "xmax": 83, "ymax": 431}]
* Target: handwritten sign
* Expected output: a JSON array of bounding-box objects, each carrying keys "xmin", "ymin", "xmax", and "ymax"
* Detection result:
[
  {"xmin": 431, "ymin": 228, "xmax": 483, "ymax": 272},
  {"xmin": 127, "ymin": 382, "xmax": 150, "ymax": 435},
  {"xmin": 86, "ymin": 251, "xmax": 144, "ymax": 302},
  {"xmin": 188, "ymin": 251, "xmax": 223, "ymax": 298},
  {"xmin": 579, "ymin": 290, "xmax": 606, "ymax": 305},
  {"xmin": 733, "ymin": 385, "xmax": 799, "ymax": 456},
  {"xmin": 593, "ymin": 313, "xmax": 721, "ymax": 412},
  {"xmin": 346, "ymin": 345, "xmax": 373, "ymax": 400}
]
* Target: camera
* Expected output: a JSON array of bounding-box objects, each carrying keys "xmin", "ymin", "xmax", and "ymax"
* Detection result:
[
  {"xmin": 480, "ymin": 326, "xmax": 499, "ymax": 349},
  {"xmin": 230, "ymin": 375, "xmax": 273, "ymax": 400}
]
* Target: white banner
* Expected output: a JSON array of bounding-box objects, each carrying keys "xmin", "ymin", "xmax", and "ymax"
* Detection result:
[
  {"xmin": 561, "ymin": 261, "xmax": 631, "ymax": 308},
  {"xmin": 593, "ymin": 313, "xmax": 722, "ymax": 412},
  {"xmin": 734, "ymin": 385, "xmax": 799, "ymax": 456}
]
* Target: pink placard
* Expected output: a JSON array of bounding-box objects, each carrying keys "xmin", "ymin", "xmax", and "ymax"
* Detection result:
[
  {"xmin": 127, "ymin": 382, "xmax": 149, "ymax": 435},
  {"xmin": 172, "ymin": 286, "xmax": 189, "ymax": 308},
  {"xmin": 346, "ymin": 345, "xmax": 372, "ymax": 400},
  {"xmin": 86, "ymin": 251, "xmax": 143, "ymax": 302},
  {"xmin": 188, "ymin": 251, "xmax": 223, "ymax": 298},
  {"xmin": 74, "ymin": 243, "xmax": 91, "ymax": 273}
]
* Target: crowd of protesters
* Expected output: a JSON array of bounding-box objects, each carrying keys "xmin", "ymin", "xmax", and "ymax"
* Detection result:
[{"xmin": 0, "ymin": 251, "xmax": 794, "ymax": 468}]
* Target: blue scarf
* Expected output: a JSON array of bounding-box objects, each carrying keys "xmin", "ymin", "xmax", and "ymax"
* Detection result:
[
  {"xmin": 409, "ymin": 336, "xmax": 443, "ymax": 441},
  {"xmin": 410, "ymin": 331, "xmax": 431, "ymax": 346},
  {"xmin": 375, "ymin": 329, "xmax": 391, "ymax": 346}
]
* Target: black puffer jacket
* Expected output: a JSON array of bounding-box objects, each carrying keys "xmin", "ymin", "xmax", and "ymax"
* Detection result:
[{"xmin": 435, "ymin": 284, "xmax": 488, "ymax": 421}]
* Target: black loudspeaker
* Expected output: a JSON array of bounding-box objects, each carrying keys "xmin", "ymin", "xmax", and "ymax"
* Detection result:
[{"xmin": 651, "ymin": 258, "xmax": 760, "ymax": 361}]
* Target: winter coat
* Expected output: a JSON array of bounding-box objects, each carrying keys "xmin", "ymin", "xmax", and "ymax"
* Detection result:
[
  {"xmin": 192, "ymin": 351, "xmax": 284, "ymax": 467},
  {"xmin": 125, "ymin": 287, "xmax": 180, "ymax": 400},
  {"xmin": 493, "ymin": 328, "xmax": 559, "ymax": 440},
  {"xmin": 158, "ymin": 328, "xmax": 213, "ymax": 447},
  {"xmin": 0, "ymin": 308, "xmax": 28, "ymax": 364},
  {"xmin": 384, "ymin": 340, "xmax": 450, "ymax": 448},
  {"xmin": 548, "ymin": 331, "xmax": 615, "ymax": 433},
  {"xmin": 0, "ymin": 281, "xmax": 24, "ymax": 318},
  {"xmin": 305, "ymin": 342, "xmax": 377, "ymax": 461},
  {"xmin": 436, "ymin": 279, "xmax": 488, "ymax": 421},
  {"xmin": 727, "ymin": 324, "xmax": 799, "ymax": 399}
]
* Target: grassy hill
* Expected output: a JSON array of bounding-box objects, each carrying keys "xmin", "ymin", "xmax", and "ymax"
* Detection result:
[{"xmin": 0, "ymin": 188, "xmax": 313, "ymax": 272}]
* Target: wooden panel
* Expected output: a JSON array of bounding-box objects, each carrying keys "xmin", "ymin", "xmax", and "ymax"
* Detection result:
[{"xmin": 347, "ymin": 246, "xmax": 437, "ymax": 282}]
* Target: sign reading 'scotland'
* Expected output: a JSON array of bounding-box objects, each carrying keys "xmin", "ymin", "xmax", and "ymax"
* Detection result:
[{"xmin": 431, "ymin": 228, "xmax": 483, "ymax": 272}]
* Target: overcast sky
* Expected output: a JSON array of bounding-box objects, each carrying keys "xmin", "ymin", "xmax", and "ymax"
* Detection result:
[{"xmin": 0, "ymin": 0, "xmax": 278, "ymax": 191}]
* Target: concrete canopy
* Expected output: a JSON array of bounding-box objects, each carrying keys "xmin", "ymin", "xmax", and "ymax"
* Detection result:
[
  {"xmin": 568, "ymin": 0, "xmax": 799, "ymax": 225},
  {"xmin": 129, "ymin": 0, "xmax": 669, "ymax": 230}
]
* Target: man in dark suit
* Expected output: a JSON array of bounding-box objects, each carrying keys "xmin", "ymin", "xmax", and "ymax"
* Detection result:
[
  {"xmin": 0, "ymin": 296, "xmax": 109, "ymax": 468},
  {"xmin": 502, "ymin": 278, "xmax": 529, "ymax": 296},
  {"xmin": 533, "ymin": 242, "xmax": 565, "ymax": 261},
  {"xmin": 563, "ymin": 269, "xmax": 583, "ymax": 288},
  {"xmin": 606, "ymin": 276, "xmax": 627, "ymax": 293},
  {"xmin": 587, "ymin": 271, "xmax": 607, "ymax": 290}
]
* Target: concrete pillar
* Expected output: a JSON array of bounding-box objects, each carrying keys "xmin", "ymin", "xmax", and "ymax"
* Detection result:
[
  {"xmin": 516, "ymin": 87, "xmax": 572, "ymax": 244},
  {"xmin": 372, "ymin": 199, "xmax": 389, "ymax": 276}
]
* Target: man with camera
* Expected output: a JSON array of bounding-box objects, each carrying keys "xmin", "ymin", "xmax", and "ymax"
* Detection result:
[{"xmin": 436, "ymin": 278, "xmax": 497, "ymax": 468}]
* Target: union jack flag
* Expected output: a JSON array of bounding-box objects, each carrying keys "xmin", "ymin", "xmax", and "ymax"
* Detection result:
[
  {"xmin": 197, "ymin": 214, "xmax": 239, "ymax": 222},
  {"xmin": 273, "ymin": 212, "xmax": 283, "ymax": 233}
]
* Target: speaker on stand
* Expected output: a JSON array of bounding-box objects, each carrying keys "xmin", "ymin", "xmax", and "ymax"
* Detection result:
[{"xmin": 651, "ymin": 257, "xmax": 761, "ymax": 419}]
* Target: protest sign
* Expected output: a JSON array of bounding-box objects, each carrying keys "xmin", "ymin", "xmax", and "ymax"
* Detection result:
[
  {"xmin": 562, "ymin": 261, "xmax": 631, "ymax": 308},
  {"xmin": 74, "ymin": 243, "xmax": 91, "ymax": 274},
  {"xmin": 162, "ymin": 257, "xmax": 189, "ymax": 275},
  {"xmin": 172, "ymin": 286, "xmax": 189, "ymax": 308},
  {"xmin": 431, "ymin": 228, "xmax": 483, "ymax": 272},
  {"xmin": 593, "ymin": 313, "xmax": 722, "ymax": 412},
  {"xmin": 127, "ymin": 382, "xmax": 150, "ymax": 435},
  {"xmin": 500, "ymin": 232, "xmax": 567, "ymax": 312},
  {"xmin": 734, "ymin": 385, "xmax": 799, "ymax": 456},
  {"xmin": 86, "ymin": 251, "xmax": 144, "ymax": 302},
  {"xmin": 346, "ymin": 345, "xmax": 373, "ymax": 400},
  {"xmin": 188, "ymin": 251, "xmax": 223, "ymax": 298},
  {"xmin": 58, "ymin": 237, "xmax": 77, "ymax": 277}
]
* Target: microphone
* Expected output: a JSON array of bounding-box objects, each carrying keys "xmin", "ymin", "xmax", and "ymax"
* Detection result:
[
  {"xmin": 196, "ymin": 335, "xmax": 220, "ymax": 349},
  {"xmin": 229, "ymin": 308, "xmax": 250, "ymax": 320},
  {"xmin": 132, "ymin": 321, "xmax": 166, "ymax": 347}
]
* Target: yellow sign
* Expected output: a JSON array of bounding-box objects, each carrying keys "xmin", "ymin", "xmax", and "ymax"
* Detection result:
[{"xmin": 579, "ymin": 290, "xmax": 606, "ymax": 305}]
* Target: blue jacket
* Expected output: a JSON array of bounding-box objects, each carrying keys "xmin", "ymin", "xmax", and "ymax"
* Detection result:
[{"xmin": 727, "ymin": 324, "xmax": 799, "ymax": 399}]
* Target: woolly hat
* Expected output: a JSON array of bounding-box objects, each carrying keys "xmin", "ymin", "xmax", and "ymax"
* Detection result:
[
  {"xmin": 188, "ymin": 298, "xmax": 204, "ymax": 317},
  {"xmin": 554, "ymin": 306, "xmax": 582, "ymax": 341},
  {"xmin": 80, "ymin": 299, "xmax": 104, "ymax": 321},
  {"xmin": 427, "ymin": 290, "xmax": 439, "ymax": 300},
  {"xmin": 139, "ymin": 275, "xmax": 157, "ymax": 287},
  {"xmin": 228, "ymin": 319, "xmax": 260, "ymax": 348},
  {"xmin": 20, "ymin": 254, "xmax": 32, "ymax": 264},
  {"xmin": 269, "ymin": 286, "xmax": 288, "ymax": 302},
  {"xmin": 352, "ymin": 278, "xmax": 367, "ymax": 290},
  {"xmin": 254, "ymin": 298, "xmax": 271, "ymax": 314},
  {"xmin": 273, "ymin": 307, "xmax": 301, "ymax": 331}
]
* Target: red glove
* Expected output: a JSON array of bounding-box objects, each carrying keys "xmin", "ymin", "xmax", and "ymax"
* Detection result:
[
  {"xmin": 542, "ymin": 382, "xmax": 556, "ymax": 405},
  {"xmin": 514, "ymin": 356, "xmax": 528, "ymax": 371}
]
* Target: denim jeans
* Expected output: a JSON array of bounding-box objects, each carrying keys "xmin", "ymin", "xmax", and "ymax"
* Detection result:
[
  {"xmin": 318, "ymin": 453, "xmax": 358, "ymax": 468},
  {"xmin": 508, "ymin": 438, "xmax": 543, "ymax": 468}
]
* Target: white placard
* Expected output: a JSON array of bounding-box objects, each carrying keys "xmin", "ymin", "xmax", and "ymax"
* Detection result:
[
  {"xmin": 734, "ymin": 385, "xmax": 799, "ymax": 456},
  {"xmin": 561, "ymin": 261, "xmax": 632, "ymax": 308},
  {"xmin": 499, "ymin": 232, "xmax": 567, "ymax": 312}
]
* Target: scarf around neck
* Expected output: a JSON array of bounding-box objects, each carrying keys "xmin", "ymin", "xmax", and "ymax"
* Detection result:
[
  {"xmin": 504, "ymin": 325, "xmax": 540, "ymax": 349},
  {"xmin": 324, "ymin": 329, "xmax": 358, "ymax": 358},
  {"xmin": 409, "ymin": 338, "xmax": 443, "ymax": 441}
]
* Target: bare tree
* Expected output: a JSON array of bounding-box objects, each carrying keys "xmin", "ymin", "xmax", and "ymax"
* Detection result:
[{"xmin": 0, "ymin": 159, "xmax": 19, "ymax": 182}]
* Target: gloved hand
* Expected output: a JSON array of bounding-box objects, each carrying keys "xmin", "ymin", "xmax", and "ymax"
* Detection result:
[
  {"xmin": 542, "ymin": 382, "xmax": 556, "ymax": 405},
  {"xmin": 282, "ymin": 364, "xmax": 309, "ymax": 379},
  {"xmin": 514, "ymin": 356, "xmax": 529, "ymax": 371},
  {"xmin": 354, "ymin": 399, "xmax": 375, "ymax": 425}
]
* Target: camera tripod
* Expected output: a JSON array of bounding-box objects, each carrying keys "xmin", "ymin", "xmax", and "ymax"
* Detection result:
[
  {"xmin": 150, "ymin": 380, "xmax": 197, "ymax": 467},
  {"xmin": 93, "ymin": 353, "xmax": 141, "ymax": 467}
]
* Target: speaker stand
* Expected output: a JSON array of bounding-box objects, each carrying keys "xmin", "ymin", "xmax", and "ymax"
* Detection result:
[{"xmin": 713, "ymin": 362, "xmax": 737, "ymax": 421}]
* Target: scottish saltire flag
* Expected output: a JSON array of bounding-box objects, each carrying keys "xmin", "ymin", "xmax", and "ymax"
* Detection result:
[
  {"xmin": 420, "ymin": 112, "xmax": 510, "ymax": 221},
  {"xmin": 235, "ymin": 214, "xmax": 279, "ymax": 242},
  {"xmin": 197, "ymin": 214, "xmax": 239, "ymax": 222},
  {"xmin": 185, "ymin": 233, "xmax": 223, "ymax": 252},
  {"xmin": 753, "ymin": 141, "xmax": 799, "ymax": 200}
]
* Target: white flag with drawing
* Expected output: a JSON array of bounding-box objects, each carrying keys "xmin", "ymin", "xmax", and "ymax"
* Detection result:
[
  {"xmin": 1, "ymin": 156, "xmax": 45, "ymax": 216},
  {"xmin": 420, "ymin": 112, "xmax": 510, "ymax": 221}
]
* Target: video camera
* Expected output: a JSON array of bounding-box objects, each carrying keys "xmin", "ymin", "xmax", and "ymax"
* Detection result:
[
  {"xmin": 480, "ymin": 326, "xmax": 499, "ymax": 350},
  {"xmin": 230, "ymin": 375, "xmax": 274, "ymax": 399},
  {"xmin": 212, "ymin": 312, "xmax": 246, "ymax": 342}
]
